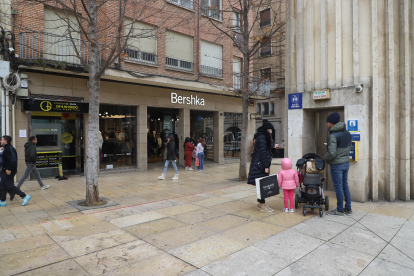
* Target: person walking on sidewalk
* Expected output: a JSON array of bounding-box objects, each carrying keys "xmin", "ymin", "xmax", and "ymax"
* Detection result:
[
  {"xmin": 158, "ymin": 135, "xmax": 179, "ymax": 180},
  {"xmin": 278, "ymin": 158, "xmax": 299, "ymax": 213},
  {"xmin": 17, "ymin": 136, "xmax": 49, "ymax": 191},
  {"xmin": 183, "ymin": 137, "xmax": 194, "ymax": 171},
  {"xmin": 0, "ymin": 136, "xmax": 31, "ymax": 207},
  {"xmin": 196, "ymin": 138, "xmax": 205, "ymax": 171},
  {"xmin": 247, "ymin": 119, "xmax": 277, "ymax": 212},
  {"xmin": 324, "ymin": 112, "xmax": 352, "ymax": 217}
]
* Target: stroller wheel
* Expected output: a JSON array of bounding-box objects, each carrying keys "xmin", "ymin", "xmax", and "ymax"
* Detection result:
[
  {"xmin": 295, "ymin": 194, "xmax": 299, "ymax": 209},
  {"xmin": 319, "ymin": 210, "xmax": 323, "ymax": 217},
  {"xmin": 325, "ymin": 196, "xmax": 329, "ymax": 211},
  {"xmin": 303, "ymin": 209, "xmax": 307, "ymax": 216}
]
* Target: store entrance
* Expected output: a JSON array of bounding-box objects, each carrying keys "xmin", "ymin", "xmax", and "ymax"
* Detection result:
[
  {"xmin": 190, "ymin": 110, "xmax": 214, "ymax": 161},
  {"xmin": 147, "ymin": 107, "xmax": 179, "ymax": 164}
]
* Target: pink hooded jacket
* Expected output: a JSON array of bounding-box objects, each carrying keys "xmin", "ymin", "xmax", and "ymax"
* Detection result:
[{"xmin": 278, "ymin": 158, "xmax": 299, "ymax": 190}]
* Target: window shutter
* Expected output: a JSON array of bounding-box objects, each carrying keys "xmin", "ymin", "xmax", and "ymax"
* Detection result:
[
  {"xmin": 166, "ymin": 31, "xmax": 193, "ymax": 62},
  {"xmin": 201, "ymin": 40, "xmax": 222, "ymax": 69},
  {"xmin": 125, "ymin": 20, "xmax": 157, "ymax": 54},
  {"xmin": 260, "ymin": 9, "xmax": 271, "ymax": 27}
]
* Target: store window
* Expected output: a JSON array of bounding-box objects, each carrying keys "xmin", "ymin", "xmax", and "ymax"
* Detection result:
[
  {"xmin": 99, "ymin": 105, "xmax": 136, "ymax": 169},
  {"xmin": 223, "ymin": 112, "xmax": 242, "ymax": 158},
  {"xmin": 270, "ymin": 102, "xmax": 275, "ymax": 115},
  {"xmin": 32, "ymin": 112, "xmax": 84, "ymax": 178},
  {"xmin": 262, "ymin": 102, "xmax": 269, "ymax": 115},
  {"xmin": 190, "ymin": 111, "xmax": 214, "ymax": 161}
]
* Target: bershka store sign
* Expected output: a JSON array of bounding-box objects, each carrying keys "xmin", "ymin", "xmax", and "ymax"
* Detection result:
[{"xmin": 171, "ymin": 92, "xmax": 205, "ymax": 106}]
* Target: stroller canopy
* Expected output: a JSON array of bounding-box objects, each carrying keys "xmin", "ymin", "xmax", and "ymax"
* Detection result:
[{"xmin": 296, "ymin": 153, "xmax": 325, "ymax": 171}]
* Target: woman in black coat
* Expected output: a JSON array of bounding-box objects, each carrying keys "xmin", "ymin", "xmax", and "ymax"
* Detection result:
[
  {"xmin": 158, "ymin": 135, "xmax": 179, "ymax": 180},
  {"xmin": 248, "ymin": 119, "xmax": 279, "ymax": 212}
]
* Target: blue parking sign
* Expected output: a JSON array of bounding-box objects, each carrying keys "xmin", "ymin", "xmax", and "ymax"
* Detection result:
[
  {"xmin": 288, "ymin": 93, "xmax": 302, "ymax": 109},
  {"xmin": 347, "ymin": 118, "xmax": 358, "ymax": 131}
]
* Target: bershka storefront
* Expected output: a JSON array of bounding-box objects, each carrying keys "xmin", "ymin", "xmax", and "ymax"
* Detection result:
[
  {"xmin": 15, "ymin": 72, "xmax": 256, "ymax": 180},
  {"xmin": 21, "ymin": 98, "xmax": 88, "ymax": 178}
]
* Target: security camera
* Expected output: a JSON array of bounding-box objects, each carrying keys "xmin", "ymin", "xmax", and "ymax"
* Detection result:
[{"xmin": 355, "ymin": 84, "xmax": 363, "ymax": 93}]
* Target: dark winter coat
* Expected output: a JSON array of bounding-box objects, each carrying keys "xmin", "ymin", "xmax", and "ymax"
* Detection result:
[
  {"xmin": 166, "ymin": 141, "xmax": 176, "ymax": 161},
  {"xmin": 247, "ymin": 127, "xmax": 273, "ymax": 185},
  {"xmin": 24, "ymin": 142, "xmax": 37, "ymax": 163},
  {"xmin": 2, "ymin": 144, "xmax": 18, "ymax": 173}
]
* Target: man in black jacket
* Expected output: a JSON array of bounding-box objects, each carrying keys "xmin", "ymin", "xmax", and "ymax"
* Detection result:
[
  {"xmin": 16, "ymin": 136, "xmax": 49, "ymax": 190},
  {"xmin": 0, "ymin": 136, "xmax": 31, "ymax": 207}
]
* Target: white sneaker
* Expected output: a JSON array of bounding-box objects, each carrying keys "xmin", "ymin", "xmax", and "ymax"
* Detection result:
[
  {"xmin": 172, "ymin": 174, "xmax": 179, "ymax": 180},
  {"xmin": 185, "ymin": 167, "xmax": 188, "ymax": 171},
  {"xmin": 188, "ymin": 168, "xmax": 193, "ymax": 171},
  {"xmin": 158, "ymin": 173, "xmax": 165, "ymax": 180},
  {"xmin": 41, "ymin": 185, "xmax": 49, "ymax": 190},
  {"xmin": 284, "ymin": 208, "xmax": 289, "ymax": 213},
  {"xmin": 290, "ymin": 209, "xmax": 294, "ymax": 213}
]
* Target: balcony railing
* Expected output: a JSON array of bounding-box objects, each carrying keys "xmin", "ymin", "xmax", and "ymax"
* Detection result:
[
  {"xmin": 19, "ymin": 32, "xmax": 97, "ymax": 65},
  {"xmin": 200, "ymin": 5, "xmax": 222, "ymax": 21},
  {"xmin": 167, "ymin": 0, "xmax": 193, "ymax": 9},
  {"xmin": 252, "ymin": 78, "xmax": 270, "ymax": 94},
  {"xmin": 166, "ymin": 57, "xmax": 193, "ymax": 71},
  {"xmin": 233, "ymin": 73, "xmax": 242, "ymax": 90},
  {"xmin": 124, "ymin": 48, "xmax": 157, "ymax": 65},
  {"xmin": 201, "ymin": 65, "xmax": 222, "ymax": 78}
]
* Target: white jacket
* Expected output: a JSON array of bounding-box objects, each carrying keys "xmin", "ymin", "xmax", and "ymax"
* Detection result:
[{"xmin": 196, "ymin": 143, "xmax": 204, "ymax": 155}]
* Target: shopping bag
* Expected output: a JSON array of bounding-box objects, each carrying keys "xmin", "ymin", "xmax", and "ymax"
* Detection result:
[
  {"xmin": 195, "ymin": 158, "xmax": 199, "ymax": 167},
  {"xmin": 255, "ymin": 174, "xmax": 279, "ymax": 200}
]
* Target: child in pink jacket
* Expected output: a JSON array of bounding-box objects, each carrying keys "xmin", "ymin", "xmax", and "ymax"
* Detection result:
[{"xmin": 278, "ymin": 158, "xmax": 299, "ymax": 213}]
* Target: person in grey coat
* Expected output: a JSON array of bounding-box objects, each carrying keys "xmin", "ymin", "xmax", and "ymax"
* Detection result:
[{"xmin": 16, "ymin": 136, "xmax": 49, "ymax": 190}]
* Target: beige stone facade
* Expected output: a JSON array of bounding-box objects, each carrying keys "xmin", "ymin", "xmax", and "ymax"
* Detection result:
[{"xmin": 285, "ymin": 0, "xmax": 414, "ymax": 202}]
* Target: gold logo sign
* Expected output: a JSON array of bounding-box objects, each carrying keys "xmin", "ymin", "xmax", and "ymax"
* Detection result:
[{"xmin": 40, "ymin": 101, "xmax": 52, "ymax": 111}]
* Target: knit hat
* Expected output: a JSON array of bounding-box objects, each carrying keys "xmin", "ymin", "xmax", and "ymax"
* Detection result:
[
  {"xmin": 262, "ymin": 119, "xmax": 274, "ymax": 129},
  {"xmin": 326, "ymin": 112, "xmax": 340, "ymax": 124}
]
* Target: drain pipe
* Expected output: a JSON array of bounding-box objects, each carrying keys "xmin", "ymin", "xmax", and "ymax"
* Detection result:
[
  {"xmin": 1, "ymin": 88, "xmax": 5, "ymax": 135},
  {"xmin": 5, "ymin": 90, "xmax": 9, "ymax": 135}
]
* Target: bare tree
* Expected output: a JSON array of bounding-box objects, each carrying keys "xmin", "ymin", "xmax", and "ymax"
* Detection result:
[
  {"xmin": 201, "ymin": 0, "xmax": 285, "ymax": 180},
  {"xmin": 7, "ymin": 0, "xmax": 190, "ymax": 205}
]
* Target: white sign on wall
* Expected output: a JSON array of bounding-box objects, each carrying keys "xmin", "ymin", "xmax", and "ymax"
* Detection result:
[{"xmin": 171, "ymin": 92, "xmax": 205, "ymax": 106}]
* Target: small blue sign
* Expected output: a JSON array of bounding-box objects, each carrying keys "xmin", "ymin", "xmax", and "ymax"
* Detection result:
[
  {"xmin": 347, "ymin": 118, "xmax": 358, "ymax": 131},
  {"xmin": 350, "ymin": 132, "xmax": 360, "ymax": 141},
  {"xmin": 288, "ymin": 93, "xmax": 302, "ymax": 109}
]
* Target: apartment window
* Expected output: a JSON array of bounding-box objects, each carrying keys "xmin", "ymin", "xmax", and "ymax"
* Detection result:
[
  {"xmin": 260, "ymin": 37, "xmax": 271, "ymax": 57},
  {"xmin": 260, "ymin": 9, "xmax": 271, "ymax": 27},
  {"xmin": 262, "ymin": 102, "xmax": 269, "ymax": 115},
  {"xmin": 256, "ymin": 103, "xmax": 261, "ymax": 113},
  {"xmin": 233, "ymin": 10, "xmax": 241, "ymax": 32},
  {"xmin": 200, "ymin": 40, "xmax": 222, "ymax": 78},
  {"xmin": 233, "ymin": 57, "xmax": 242, "ymax": 89},
  {"xmin": 43, "ymin": 8, "xmax": 81, "ymax": 64},
  {"xmin": 166, "ymin": 31, "xmax": 194, "ymax": 71},
  {"xmin": 201, "ymin": 0, "xmax": 222, "ymax": 21},
  {"xmin": 233, "ymin": 32, "xmax": 243, "ymax": 47},
  {"xmin": 124, "ymin": 20, "xmax": 157, "ymax": 65},
  {"xmin": 270, "ymin": 102, "xmax": 274, "ymax": 115},
  {"xmin": 261, "ymin": 67, "xmax": 271, "ymax": 81},
  {"xmin": 166, "ymin": 0, "xmax": 193, "ymax": 10}
]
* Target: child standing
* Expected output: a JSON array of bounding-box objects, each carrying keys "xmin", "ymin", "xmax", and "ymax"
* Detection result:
[{"xmin": 278, "ymin": 158, "xmax": 299, "ymax": 213}]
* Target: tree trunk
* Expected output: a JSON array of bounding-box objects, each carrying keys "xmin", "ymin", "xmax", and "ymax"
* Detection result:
[
  {"xmin": 85, "ymin": 0, "xmax": 100, "ymax": 206},
  {"xmin": 239, "ymin": 0, "xmax": 250, "ymax": 181}
]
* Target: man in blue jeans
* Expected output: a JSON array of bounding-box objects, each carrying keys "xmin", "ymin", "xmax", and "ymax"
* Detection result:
[{"xmin": 324, "ymin": 112, "xmax": 352, "ymax": 217}]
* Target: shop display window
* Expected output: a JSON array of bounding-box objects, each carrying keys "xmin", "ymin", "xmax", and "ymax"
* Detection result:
[
  {"xmin": 190, "ymin": 111, "xmax": 214, "ymax": 161},
  {"xmin": 223, "ymin": 112, "xmax": 242, "ymax": 158},
  {"xmin": 99, "ymin": 105, "xmax": 136, "ymax": 169}
]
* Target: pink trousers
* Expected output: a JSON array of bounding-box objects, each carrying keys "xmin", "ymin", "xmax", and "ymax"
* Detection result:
[{"xmin": 283, "ymin": 189, "xmax": 295, "ymax": 209}]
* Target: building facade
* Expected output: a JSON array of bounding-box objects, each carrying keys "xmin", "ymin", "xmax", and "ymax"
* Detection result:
[
  {"xmin": 3, "ymin": 0, "xmax": 258, "ymax": 180},
  {"xmin": 285, "ymin": 0, "xmax": 414, "ymax": 202}
]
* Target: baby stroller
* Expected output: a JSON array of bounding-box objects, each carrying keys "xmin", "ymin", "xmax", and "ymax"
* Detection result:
[{"xmin": 295, "ymin": 153, "xmax": 329, "ymax": 217}]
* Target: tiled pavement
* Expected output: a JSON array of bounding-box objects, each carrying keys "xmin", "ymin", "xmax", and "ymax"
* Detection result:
[{"xmin": 1, "ymin": 160, "xmax": 414, "ymax": 275}]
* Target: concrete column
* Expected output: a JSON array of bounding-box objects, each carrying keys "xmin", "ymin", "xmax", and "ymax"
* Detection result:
[
  {"xmin": 137, "ymin": 105, "xmax": 147, "ymax": 171},
  {"xmin": 320, "ymin": 0, "xmax": 328, "ymax": 89},
  {"xmin": 296, "ymin": 0, "xmax": 305, "ymax": 92},
  {"xmin": 371, "ymin": 0, "xmax": 379, "ymax": 201},
  {"xmin": 411, "ymin": 0, "xmax": 414, "ymax": 200},
  {"xmin": 335, "ymin": 0, "xmax": 342, "ymax": 87},
  {"xmin": 352, "ymin": 0, "xmax": 359, "ymax": 84},
  {"xmin": 213, "ymin": 111, "xmax": 223, "ymax": 164},
  {"xmin": 178, "ymin": 108, "xmax": 190, "ymax": 167},
  {"xmin": 305, "ymin": 0, "xmax": 314, "ymax": 92},
  {"xmin": 287, "ymin": 109, "xmax": 303, "ymax": 166},
  {"xmin": 399, "ymin": 0, "xmax": 411, "ymax": 201}
]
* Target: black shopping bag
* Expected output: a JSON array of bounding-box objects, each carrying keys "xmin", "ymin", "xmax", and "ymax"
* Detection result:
[{"xmin": 255, "ymin": 174, "xmax": 279, "ymax": 200}]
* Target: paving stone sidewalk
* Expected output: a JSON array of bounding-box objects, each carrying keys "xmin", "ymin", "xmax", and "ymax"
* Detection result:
[{"xmin": 1, "ymin": 160, "xmax": 414, "ymax": 275}]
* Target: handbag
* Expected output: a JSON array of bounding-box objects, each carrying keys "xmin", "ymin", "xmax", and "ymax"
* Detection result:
[
  {"xmin": 255, "ymin": 174, "xmax": 279, "ymax": 200},
  {"xmin": 195, "ymin": 158, "xmax": 199, "ymax": 167}
]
